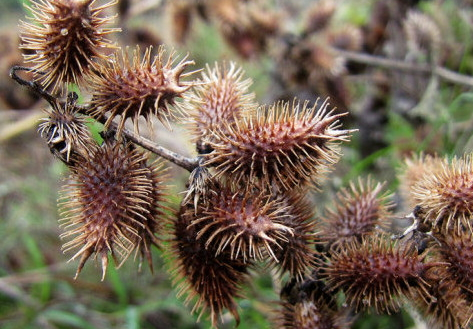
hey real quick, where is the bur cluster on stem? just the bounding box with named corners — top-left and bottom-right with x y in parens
top-left (10, 1), bottom-right (473, 328)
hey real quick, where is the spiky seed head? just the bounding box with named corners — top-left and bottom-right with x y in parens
top-left (20, 0), bottom-right (120, 91)
top-left (167, 202), bottom-right (248, 328)
top-left (134, 158), bottom-right (170, 273)
top-left (413, 276), bottom-right (473, 329)
top-left (326, 26), bottom-right (363, 52)
top-left (277, 277), bottom-right (352, 329)
top-left (212, 0), bottom-right (279, 58)
top-left (59, 139), bottom-right (165, 280)
top-left (404, 11), bottom-right (441, 57)
top-left (411, 155), bottom-right (473, 232)
top-left (310, 43), bottom-right (347, 77)
top-left (38, 93), bottom-right (94, 165)
top-left (323, 234), bottom-right (436, 314)
top-left (189, 184), bottom-right (295, 262)
top-left (205, 98), bottom-right (353, 191)
top-left (303, 0), bottom-right (336, 35)
top-left (182, 165), bottom-right (213, 212)
top-left (436, 230), bottom-right (473, 293)
top-left (319, 177), bottom-right (393, 249)
top-left (269, 193), bottom-right (317, 281)
top-left (397, 153), bottom-right (443, 208)
top-left (279, 296), bottom-right (352, 329)
top-left (87, 45), bottom-right (195, 134)
top-left (182, 61), bottom-right (256, 154)
top-left (168, 0), bottom-right (194, 44)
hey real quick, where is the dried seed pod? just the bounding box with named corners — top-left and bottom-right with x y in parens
top-left (411, 155), bottom-right (473, 232)
top-left (211, 0), bottom-right (279, 58)
top-left (319, 177), bottom-right (393, 249)
top-left (397, 153), bottom-right (443, 209)
top-left (38, 92), bottom-right (94, 165)
top-left (404, 11), bottom-right (441, 59)
top-left (87, 46), bottom-right (195, 133)
top-left (270, 193), bottom-right (317, 281)
top-left (205, 98), bottom-right (353, 191)
top-left (59, 139), bottom-right (167, 280)
top-left (309, 43), bottom-right (347, 78)
top-left (277, 276), bottom-right (352, 329)
top-left (413, 276), bottom-right (473, 329)
top-left (189, 184), bottom-right (294, 262)
top-left (20, 0), bottom-right (120, 91)
top-left (436, 230), bottom-right (473, 294)
top-left (168, 0), bottom-right (194, 44)
top-left (279, 295), bottom-right (352, 329)
top-left (303, 0), bottom-right (336, 35)
top-left (182, 164), bottom-right (213, 212)
top-left (323, 234), bottom-right (436, 314)
top-left (326, 26), bottom-right (363, 52)
top-left (182, 61), bottom-right (256, 153)
top-left (135, 158), bottom-right (170, 273)
top-left (168, 201), bottom-right (248, 328)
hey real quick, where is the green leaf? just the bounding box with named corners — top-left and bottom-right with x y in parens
top-left (22, 235), bottom-right (51, 303)
top-left (448, 92), bottom-right (473, 122)
top-left (125, 306), bottom-right (139, 329)
top-left (107, 259), bottom-right (128, 306)
top-left (42, 309), bottom-right (97, 329)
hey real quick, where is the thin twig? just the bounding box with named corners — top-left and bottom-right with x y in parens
top-left (9, 66), bottom-right (56, 105)
top-left (76, 105), bottom-right (200, 172)
top-left (336, 49), bottom-right (473, 88)
top-left (118, 124), bottom-right (200, 172)
top-left (10, 68), bottom-right (200, 172)
top-left (0, 111), bottom-right (45, 142)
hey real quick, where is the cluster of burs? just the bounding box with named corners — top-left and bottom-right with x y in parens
top-left (12, 0), bottom-right (473, 328)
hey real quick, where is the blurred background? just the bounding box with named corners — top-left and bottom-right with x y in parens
top-left (1, 0), bottom-right (473, 328)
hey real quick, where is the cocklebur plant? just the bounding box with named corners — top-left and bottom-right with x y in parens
top-left (10, 1), bottom-right (473, 328)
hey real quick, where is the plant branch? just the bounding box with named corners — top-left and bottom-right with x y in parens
top-left (336, 49), bottom-right (473, 88)
top-left (76, 105), bottom-right (201, 172)
top-left (118, 124), bottom-right (200, 172)
top-left (9, 66), bottom-right (56, 105)
top-left (10, 66), bottom-right (200, 172)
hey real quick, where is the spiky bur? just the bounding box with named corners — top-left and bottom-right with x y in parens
top-left (319, 177), bottom-right (393, 249)
top-left (277, 276), bottom-right (352, 329)
top-left (397, 153), bottom-right (443, 209)
top-left (189, 184), bottom-right (295, 262)
top-left (269, 193), bottom-right (318, 282)
top-left (210, 0), bottom-right (280, 58)
top-left (20, 0), bottom-right (120, 91)
top-left (303, 0), bottom-right (336, 34)
top-left (59, 139), bottom-right (168, 280)
top-left (168, 0), bottom-right (194, 44)
top-left (205, 98), bottom-right (353, 191)
top-left (38, 92), bottom-right (94, 165)
top-left (279, 297), bottom-right (351, 329)
top-left (134, 158), bottom-right (170, 273)
top-left (404, 11), bottom-right (441, 59)
top-left (167, 201), bottom-right (248, 328)
top-left (409, 268), bottom-right (472, 329)
top-left (326, 26), bottom-right (363, 52)
top-left (182, 165), bottom-right (213, 212)
top-left (436, 230), bottom-right (473, 296)
top-left (322, 234), bottom-right (437, 314)
top-left (412, 276), bottom-right (473, 329)
top-left (411, 155), bottom-right (473, 232)
top-left (182, 62), bottom-right (257, 154)
top-left (87, 45), bottom-right (195, 134)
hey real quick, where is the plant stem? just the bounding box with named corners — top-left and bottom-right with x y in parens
top-left (337, 49), bottom-right (473, 88)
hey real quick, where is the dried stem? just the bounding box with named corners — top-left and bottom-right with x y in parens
top-left (118, 124), bottom-right (200, 172)
top-left (9, 66), bottom-right (56, 105)
top-left (10, 66), bottom-right (200, 172)
top-left (336, 49), bottom-right (473, 88)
